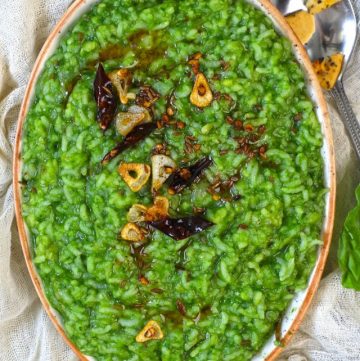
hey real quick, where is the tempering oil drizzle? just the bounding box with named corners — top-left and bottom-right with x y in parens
top-left (99, 30), bottom-right (168, 71)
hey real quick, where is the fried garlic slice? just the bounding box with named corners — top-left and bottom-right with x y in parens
top-left (136, 320), bottom-right (164, 343)
top-left (145, 196), bottom-right (169, 221)
top-left (108, 68), bottom-right (133, 105)
top-left (120, 223), bottom-right (147, 242)
top-left (128, 105), bottom-right (152, 122)
top-left (126, 197), bottom-right (169, 223)
top-left (127, 204), bottom-right (148, 223)
top-left (116, 112), bottom-right (146, 136)
top-left (151, 155), bottom-right (176, 192)
top-left (190, 73), bottom-right (213, 108)
top-left (118, 163), bottom-right (151, 192)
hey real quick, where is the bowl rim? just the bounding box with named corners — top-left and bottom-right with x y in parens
top-left (12, 0), bottom-right (336, 360)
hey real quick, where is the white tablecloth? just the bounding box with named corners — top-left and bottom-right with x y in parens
top-left (0, 1), bottom-right (359, 360)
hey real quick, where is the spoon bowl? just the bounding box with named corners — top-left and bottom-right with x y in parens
top-left (271, 0), bottom-right (307, 15)
top-left (273, 0), bottom-right (360, 159)
top-left (305, 0), bottom-right (358, 79)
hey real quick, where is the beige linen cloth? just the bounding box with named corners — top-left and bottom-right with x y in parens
top-left (0, 1), bottom-right (359, 360)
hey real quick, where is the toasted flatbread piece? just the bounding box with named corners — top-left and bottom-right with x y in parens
top-left (312, 53), bottom-right (344, 90)
top-left (306, 0), bottom-right (341, 15)
top-left (285, 10), bottom-right (315, 45)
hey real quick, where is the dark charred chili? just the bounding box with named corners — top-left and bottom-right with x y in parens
top-left (148, 216), bottom-right (214, 241)
top-left (102, 122), bottom-right (157, 164)
top-left (167, 156), bottom-right (213, 194)
top-left (94, 63), bottom-right (117, 130)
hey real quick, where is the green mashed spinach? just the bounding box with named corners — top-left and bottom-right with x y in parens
top-left (21, 0), bottom-right (325, 360)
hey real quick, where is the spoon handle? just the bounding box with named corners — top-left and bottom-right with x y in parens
top-left (331, 81), bottom-right (360, 160)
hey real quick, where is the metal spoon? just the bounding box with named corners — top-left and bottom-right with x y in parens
top-left (271, 0), bottom-right (307, 15)
top-left (272, 0), bottom-right (360, 159)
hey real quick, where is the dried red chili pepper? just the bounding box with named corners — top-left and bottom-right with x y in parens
top-left (102, 122), bottom-right (157, 164)
top-left (94, 63), bottom-right (117, 130)
top-left (148, 216), bottom-right (214, 241)
top-left (167, 156), bottom-right (213, 194)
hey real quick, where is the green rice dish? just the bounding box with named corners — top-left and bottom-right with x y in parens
top-left (20, 0), bottom-right (326, 360)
